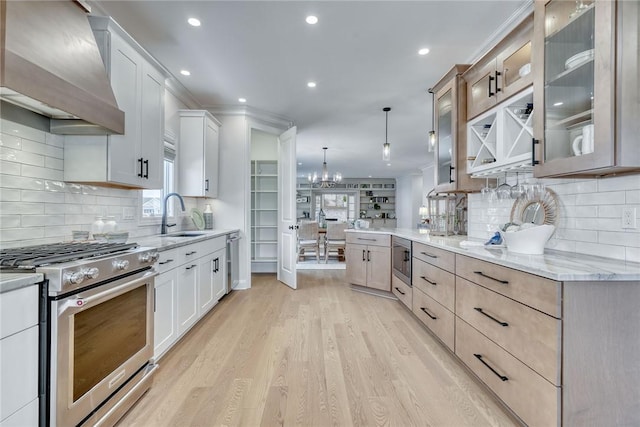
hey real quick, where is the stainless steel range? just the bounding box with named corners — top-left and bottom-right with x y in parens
top-left (0, 242), bottom-right (159, 427)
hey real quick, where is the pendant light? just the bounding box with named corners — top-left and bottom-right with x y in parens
top-left (428, 88), bottom-right (436, 152)
top-left (382, 107), bottom-right (391, 161)
top-left (308, 147), bottom-right (342, 188)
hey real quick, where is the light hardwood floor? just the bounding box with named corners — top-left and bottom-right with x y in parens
top-left (118, 271), bottom-right (519, 427)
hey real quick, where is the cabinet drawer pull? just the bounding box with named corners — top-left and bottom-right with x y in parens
top-left (143, 159), bottom-right (149, 179)
top-left (494, 70), bottom-right (502, 93)
top-left (185, 264), bottom-right (197, 270)
top-left (362, 250), bottom-right (366, 261)
top-left (137, 157), bottom-right (144, 178)
top-left (474, 354), bottom-right (508, 381)
top-left (420, 276), bottom-right (437, 286)
top-left (420, 251), bottom-right (438, 259)
top-left (394, 287), bottom-right (406, 296)
top-left (474, 307), bottom-right (509, 327)
top-left (473, 271), bottom-right (508, 284)
top-left (367, 250), bottom-right (371, 262)
top-left (186, 251), bottom-right (197, 256)
top-left (158, 259), bottom-right (174, 265)
top-left (205, 179), bottom-right (209, 191)
top-left (531, 138), bottom-right (540, 166)
top-left (488, 74), bottom-right (495, 97)
top-left (420, 307), bottom-right (437, 320)
top-left (357, 237), bottom-right (377, 242)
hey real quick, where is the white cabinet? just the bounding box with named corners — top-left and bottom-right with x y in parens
top-left (466, 86), bottom-right (534, 177)
top-left (176, 261), bottom-right (199, 336)
top-left (179, 110), bottom-right (221, 197)
top-left (0, 284), bottom-right (39, 425)
top-left (64, 16), bottom-right (166, 189)
top-left (153, 268), bottom-right (177, 359)
top-left (153, 236), bottom-right (228, 360)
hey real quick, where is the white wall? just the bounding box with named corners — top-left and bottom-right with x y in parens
top-left (395, 173), bottom-right (423, 229)
top-left (467, 173), bottom-right (640, 263)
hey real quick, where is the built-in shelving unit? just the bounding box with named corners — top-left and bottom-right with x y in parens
top-left (251, 160), bottom-right (278, 271)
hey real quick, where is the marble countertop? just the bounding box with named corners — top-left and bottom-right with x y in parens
top-left (136, 229), bottom-right (240, 252)
top-left (346, 228), bottom-right (640, 281)
top-left (0, 273), bottom-right (44, 294)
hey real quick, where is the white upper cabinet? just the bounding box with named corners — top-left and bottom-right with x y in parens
top-left (178, 110), bottom-right (221, 197)
top-left (64, 16), bottom-right (166, 189)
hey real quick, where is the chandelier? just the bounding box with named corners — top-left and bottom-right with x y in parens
top-left (308, 147), bottom-right (342, 188)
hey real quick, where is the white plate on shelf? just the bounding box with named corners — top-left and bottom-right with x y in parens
top-left (565, 49), bottom-right (594, 70)
top-left (191, 208), bottom-right (205, 230)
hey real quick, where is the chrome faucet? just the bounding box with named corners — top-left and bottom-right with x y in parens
top-left (161, 192), bottom-right (186, 234)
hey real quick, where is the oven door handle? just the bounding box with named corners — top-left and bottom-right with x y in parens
top-left (58, 270), bottom-right (158, 316)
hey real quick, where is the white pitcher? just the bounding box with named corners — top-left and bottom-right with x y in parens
top-left (572, 124), bottom-right (594, 156)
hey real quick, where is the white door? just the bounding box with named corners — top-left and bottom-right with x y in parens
top-left (277, 126), bottom-right (297, 289)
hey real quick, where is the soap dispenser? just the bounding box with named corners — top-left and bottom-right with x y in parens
top-left (204, 204), bottom-right (214, 230)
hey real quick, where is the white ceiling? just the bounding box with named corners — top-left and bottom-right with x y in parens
top-left (92, 0), bottom-right (529, 180)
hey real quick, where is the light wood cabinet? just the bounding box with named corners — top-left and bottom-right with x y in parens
top-left (345, 232), bottom-right (391, 291)
top-left (179, 110), bottom-right (221, 197)
top-left (412, 287), bottom-right (455, 351)
top-left (391, 275), bottom-right (411, 308)
top-left (532, 0), bottom-right (640, 177)
top-left (464, 15), bottom-right (534, 120)
top-left (64, 16), bottom-right (166, 189)
top-left (412, 242), bottom-right (455, 273)
top-left (432, 65), bottom-right (483, 193)
top-left (412, 257), bottom-right (454, 312)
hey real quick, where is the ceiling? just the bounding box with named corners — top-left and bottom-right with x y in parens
top-left (92, 0), bottom-right (530, 180)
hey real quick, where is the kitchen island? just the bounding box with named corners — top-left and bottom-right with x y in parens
top-left (346, 228), bottom-right (640, 426)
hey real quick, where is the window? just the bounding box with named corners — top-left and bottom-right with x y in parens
top-left (313, 192), bottom-right (356, 222)
top-left (141, 143), bottom-right (175, 218)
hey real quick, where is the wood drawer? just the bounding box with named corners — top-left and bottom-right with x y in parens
top-left (177, 241), bottom-right (207, 265)
top-left (412, 242), bottom-right (455, 273)
top-left (391, 275), bottom-right (412, 309)
top-left (456, 277), bottom-right (561, 385)
top-left (456, 255), bottom-right (561, 318)
top-left (412, 288), bottom-right (454, 351)
top-left (156, 248), bottom-right (179, 274)
top-left (346, 232), bottom-right (390, 247)
top-left (456, 319), bottom-right (560, 427)
top-left (412, 258), bottom-right (455, 311)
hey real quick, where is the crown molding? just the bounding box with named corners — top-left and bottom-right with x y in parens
top-left (465, 0), bottom-right (534, 64)
top-left (165, 78), bottom-right (202, 110)
top-left (206, 105), bottom-right (294, 130)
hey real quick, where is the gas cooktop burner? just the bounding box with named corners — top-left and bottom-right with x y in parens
top-left (0, 241), bottom-right (138, 268)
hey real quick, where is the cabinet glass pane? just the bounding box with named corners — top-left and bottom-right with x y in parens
top-left (503, 41), bottom-right (531, 89)
top-left (470, 73), bottom-right (492, 110)
top-left (543, 0), bottom-right (595, 162)
top-left (437, 89), bottom-right (453, 186)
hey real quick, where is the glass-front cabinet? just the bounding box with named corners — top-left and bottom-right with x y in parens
top-left (533, 0), bottom-right (639, 176)
top-left (433, 65), bottom-right (484, 193)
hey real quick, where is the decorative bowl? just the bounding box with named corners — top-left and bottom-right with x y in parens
top-left (499, 224), bottom-right (555, 255)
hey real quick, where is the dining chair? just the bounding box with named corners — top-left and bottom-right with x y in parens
top-left (297, 221), bottom-right (320, 262)
top-left (324, 222), bottom-right (347, 263)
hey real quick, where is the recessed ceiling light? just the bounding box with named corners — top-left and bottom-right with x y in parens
top-left (238, 98), bottom-right (247, 103)
top-left (307, 82), bottom-right (316, 88)
top-left (306, 15), bottom-right (318, 25)
top-left (553, 101), bottom-right (563, 106)
top-left (387, 163), bottom-right (391, 166)
top-left (418, 48), bottom-right (430, 55)
top-left (180, 70), bottom-right (191, 76)
top-left (187, 18), bottom-right (201, 27)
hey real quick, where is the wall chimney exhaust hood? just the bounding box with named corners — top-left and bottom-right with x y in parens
top-left (0, 0), bottom-right (124, 135)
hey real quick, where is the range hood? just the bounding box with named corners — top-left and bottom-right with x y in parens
top-left (0, 0), bottom-right (124, 135)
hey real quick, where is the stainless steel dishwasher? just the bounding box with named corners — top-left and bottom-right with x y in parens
top-left (226, 232), bottom-right (240, 293)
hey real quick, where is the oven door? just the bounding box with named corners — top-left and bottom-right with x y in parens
top-left (50, 269), bottom-right (156, 427)
top-left (392, 237), bottom-right (412, 286)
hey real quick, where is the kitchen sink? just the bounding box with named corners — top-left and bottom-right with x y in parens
top-left (167, 232), bottom-right (205, 237)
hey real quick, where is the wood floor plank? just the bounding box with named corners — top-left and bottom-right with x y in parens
top-left (117, 270), bottom-right (519, 427)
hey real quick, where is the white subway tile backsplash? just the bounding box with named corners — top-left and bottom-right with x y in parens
top-left (599, 231), bottom-right (640, 248)
top-left (22, 215), bottom-right (65, 227)
top-left (575, 191), bottom-right (625, 206)
top-left (0, 132), bottom-right (22, 149)
top-left (625, 247), bottom-right (640, 264)
top-left (1, 119), bottom-right (46, 143)
top-left (21, 164), bottom-right (64, 181)
top-left (45, 204), bottom-right (67, 214)
top-left (21, 190), bottom-right (66, 203)
top-left (0, 189), bottom-right (20, 202)
top-left (626, 190), bottom-right (640, 204)
top-left (556, 228), bottom-right (598, 243)
top-left (0, 146), bottom-right (45, 167)
top-left (563, 205), bottom-right (598, 218)
top-left (64, 193), bottom-right (97, 205)
top-left (45, 157), bottom-right (64, 170)
top-left (44, 180), bottom-right (66, 192)
top-left (0, 202), bottom-right (44, 215)
top-left (65, 214), bottom-right (88, 226)
top-left (577, 242), bottom-right (626, 260)
top-left (0, 215), bottom-right (21, 229)
top-left (0, 160), bottom-right (21, 176)
top-left (21, 139), bottom-right (63, 159)
top-left (45, 133), bottom-right (64, 148)
top-left (597, 175), bottom-right (640, 192)
top-left (0, 227), bottom-right (45, 241)
top-left (44, 225), bottom-right (75, 239)
top-left (0, 174), bottom-right (44, 190)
